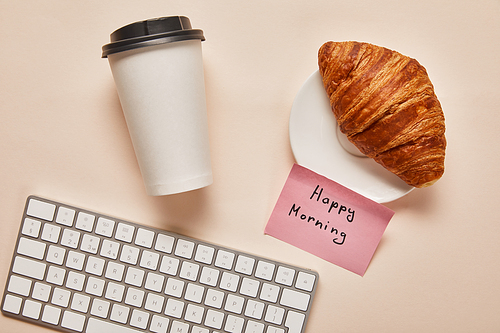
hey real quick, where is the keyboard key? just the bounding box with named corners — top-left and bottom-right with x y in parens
top-left (2, 294), bottom-right (23, 314)
top-left (46, 266), bottom-right (66, 285)
top-left (135, 228), bottom-right (155, 248)
top-left (22, 299), bottom-right (42, 319)
top-left (130, 309), bottom-right (150, 329)
top-left (61, 229), bottom-right (81, 249)
top-left (264, 305), bottom-right (285, 325)
top-left (95, 217), bottom-right (115, 237)
top-left (46, 245), bottom-right (66, 265)
top-left (12, 256), bottom-right (46, 280)
top-left (115, 222), bottom-right (135, 242)
top-left (279, 288), bottom-right (310, 311)
top-left (144, 272), bottom-right (165, 292)
top-left (295, 271), bottom-right (316, 292)
top-left (140, 250), bottom-right (160, 270)
top-left (240, 277), bottom-right (260, 297)
top-left (192, 326), bottom-right (209, 333)
top-left (125, 287), bottom-right (145, 308)
top-left (71, 293), bottom-right (90, 313)
top-left (120, 245), bottom-right (140, 265)
top-left (245, 320), bottom-right (265, 333)
top-left (185, 303), bottom-right (205, 324)
top-left (55, 206), bottom-right (75, 226)
top-left (100, 239), bottom-right (120, 259)
top-left (81, 234), bottom-right (100, 254)
top-left (275, 266), bottom-right (295, 286)
top-left (204, 309), bottom-right (224, 330)
top-left (51, 288), bottom-right (71, 307)
top-left (267, 326), bottom-right (284, 333)
top-left (165, 299), bottom-right (185, 318)
top-left (21, 218), bottom-right (41, 238)
top-left (32, 282), bottom-right (51, 302)
top-left (224, 294), bottom-right (244, 314)
top-left (204, 289), bottom-right (224, 309)
top-left (224, 314), bottom-right (244, 333)
top-left (85, 256), bottom-right (105, 276)
top-left (41, 305), bottom-right (61, 325)
top-left (175, 239), bottom-right (195, 259)
top-left (17, 237), bottom-right (46, 260)
top-left (199, 267), bottom-right (219, 287)
top-left (220, 272), bottom-right (240, 292)
top-left (235, 255), bottom-right (255, 275)
top-left (7, 275), bottom-right (32, 296)
top-left (215, 250), bottom-right (235, 270)
top-left (75, 211), bottom-right (95, 232)
top-left (90, 298), bottom-right (110, 318)
top-left (105, 282), bottom-right (125, 302)
top-left (87, 317), bottom-right (143, 333)
top-left (171, 320), bottom-right (189, 333)
top-left (244, 300), bottom-right (265, 320)
top-left (144, 293), bottom-right (164, 313)
top-left (66, 271), bottom-right (86, 291)
top-left (179, 261), bottom-right (200, 281)
top-left (185, 283), bottom-right (205, 303)
top-left (255, 261), bottom-right (275, 281)
top-left (150, 315), bottom-right (170, 333)
top-left (259, 283), bottom-right (280, 303)
top-left (27, 198), bottom-right (55, 221)
top-left (195, 244), bottom-right (215, 264)
top-left (159, 256), bottom-right (179, 276)
top-left (85, 276), bottom-right (105, 297)
top-left (105, 261), bottom-right (125, 281)
top-left (154, 234), bottom-right (174, 253)
top-left (66, 250), bottom-right (85, 270)
top-left (125, 266), bottom-right (145, 287)
top-left (61, 310), bottom-right (86, 332)
top-left (41, 224), bottom-right (61, 243)
top-left (165, 278), bottom-right (185, 298)
top-left (284, 311), bottom-right (306, 333)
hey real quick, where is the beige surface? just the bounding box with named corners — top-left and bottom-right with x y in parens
top-left (1, 0), bottom-right (499, 332)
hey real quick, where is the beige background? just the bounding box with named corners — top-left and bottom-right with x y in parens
top-left (1, 0), bottom-right (499, 332)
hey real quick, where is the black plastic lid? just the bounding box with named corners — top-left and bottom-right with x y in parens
top-left (102, 16), bottom-right (205, 58)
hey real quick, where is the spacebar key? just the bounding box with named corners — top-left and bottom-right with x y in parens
top-left (86, 318), bottom-right (143, 333)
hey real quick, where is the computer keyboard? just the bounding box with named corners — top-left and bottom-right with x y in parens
top-left (1, 196), bottom-right (318, 333)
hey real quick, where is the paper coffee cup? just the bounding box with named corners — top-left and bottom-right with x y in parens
top-left (102, 16), bottom-right (213, 196)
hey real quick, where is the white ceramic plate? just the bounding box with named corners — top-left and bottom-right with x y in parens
top-left (289, 70), bottom-right (414, 203)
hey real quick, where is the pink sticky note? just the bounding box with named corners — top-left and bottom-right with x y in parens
top-left (265, 164), bottom-right (395, 276)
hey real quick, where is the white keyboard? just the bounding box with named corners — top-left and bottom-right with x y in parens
top-left (2, 196), bottom-right (318, 333)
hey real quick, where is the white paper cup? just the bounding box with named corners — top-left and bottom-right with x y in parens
top-left (103, 16), bottom-right (212, 196)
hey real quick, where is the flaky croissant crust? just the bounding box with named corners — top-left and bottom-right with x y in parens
top-left (318, 41), bottom-right (446, 188)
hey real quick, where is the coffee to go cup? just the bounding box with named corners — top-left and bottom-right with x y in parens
top-left (102, 16), bottom-right (213, 196)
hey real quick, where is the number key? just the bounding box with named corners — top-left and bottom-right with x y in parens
top-left (159, 257), bottom-right (179, 276)
top-left (179, 262), bottom-right (200, 281)
top-left (120, 245), bottom-right (140, 265)
top-left (61, 229), bottom-right (81, 249)
top-left (100, 239), bottom-right (120, 259)
top-left (81, 234), bottom-right (100, 254)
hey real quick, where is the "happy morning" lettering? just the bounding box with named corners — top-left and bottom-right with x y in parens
top-left (286, 185), bottom-right (356, 246)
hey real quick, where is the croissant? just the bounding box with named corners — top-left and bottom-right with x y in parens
top-left (318, 41), bottom-right (446, 188)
